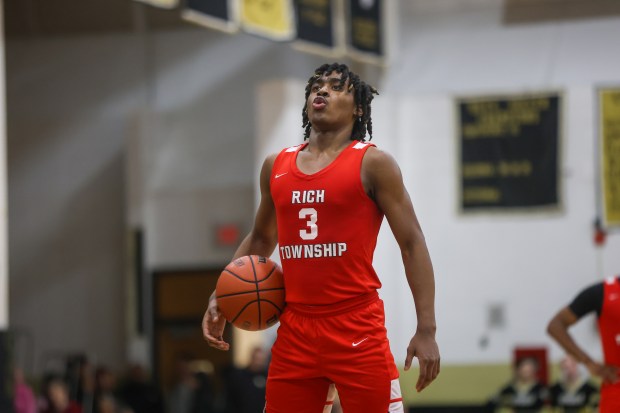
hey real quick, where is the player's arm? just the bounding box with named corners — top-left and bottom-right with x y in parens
top-left (202, 154), bottom-right (279, 350)
top-left (547, 308), bottom-right (593, 366)
top-left (547, 285), bottom-right (619, 384)
top-left (363, 147), bottom-right (439, 392)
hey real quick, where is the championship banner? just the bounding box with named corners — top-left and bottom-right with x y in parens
top-left (240, 0), bottom-right (296, 41)
top-left (346, 0), bottom-right (384, 63)
top-left (133, 0), bottom-right (178, 9)
top-left (182, 0), bottom-right (239, 33)
top-left (458, 93), bottom-right (561, 212)
top-left (599, 88), bottom-right (620, 227)
top-left (293, 0), bottom-right (344, 57)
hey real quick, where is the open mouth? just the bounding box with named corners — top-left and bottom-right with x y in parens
top-left (312, 97), bottom-right (327, 110)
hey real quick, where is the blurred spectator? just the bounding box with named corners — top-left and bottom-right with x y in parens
top-left (549, 355), bottom-right (598, 413)
top-left (488, 357), bottom-right (547, 413)
top-left (95, 394), bottom-right (132, 413)
top-left (190, 371), bottom-right (215, 413)
top-left (14, 367), bottom-right (38, 413)
top-left (166, 354), bottom-right (215, 413)
top-left (65, 355), bottom-right (94, 410)
top-left (117, 364), bottom-right (164, 413)
top-left (225, 346), bottom-right (269, 413)
top-left (41, 376), bottom-right (82, 413)
top-left (166, 355), bottom-right (195, 413)
top-left (94, 366), bottom-right (131, 413)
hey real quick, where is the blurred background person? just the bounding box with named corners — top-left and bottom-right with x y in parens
top-left (548, 355), bottom-right (598, 413)
top-left (224, 346), bottom-right (269, 413)
top-left (95, 394), bottom-right (133, 413)
top-left (41, 376), bottom-right (82, 413)
top-left (166, 355), bottom-right (195, 413)
top-left (64, 355), bottom-right (93, 412)
top-left (94, 366), bottom-right (131, 413)
top-left (117, 364), bottom-right (164, 413)
top-left (14, 366), bottom-right (37, 413)
top-left (488, 357), bottom-right (547, 413)
top-left (190, 370), bottom-right (215, 413)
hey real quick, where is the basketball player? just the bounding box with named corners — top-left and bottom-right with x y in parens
top-left (547, 275), bottom-right (620, 412)
top-left (203, 63), bottom-right (440, 412)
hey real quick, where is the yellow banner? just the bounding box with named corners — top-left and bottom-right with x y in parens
top-left (600, 88), bottom-right (620, 227)
top-left (240, 0), bottom-right (295, 41)
top-left (134, 0), bottom-right (178, 9)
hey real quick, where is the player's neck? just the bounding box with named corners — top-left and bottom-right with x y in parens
top-left (308, 125), bottom-right (353, 153)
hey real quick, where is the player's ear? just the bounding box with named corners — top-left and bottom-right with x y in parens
top-left (353, 105), bottom-right (363, 118)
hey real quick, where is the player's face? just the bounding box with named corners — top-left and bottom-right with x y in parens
top-left (306, 72), bottom-right (359, 131)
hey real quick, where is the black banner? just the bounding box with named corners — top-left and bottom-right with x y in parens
top-left (182, 0), bottom-right (238, 33)
top-left (294, 0), bottom-right (338, 50)
top-left (458, 94), bottom-right (560, 211)
top-left (347, 0), bottom-right (383, 59)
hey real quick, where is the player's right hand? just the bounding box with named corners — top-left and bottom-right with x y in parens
top-left (202, 293), bottom-right (230, 351)
top-left (586, 360), bottom-right (619, 384)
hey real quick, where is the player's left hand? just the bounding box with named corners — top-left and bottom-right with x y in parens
top-left (405, 331), bottom-right (440, 392)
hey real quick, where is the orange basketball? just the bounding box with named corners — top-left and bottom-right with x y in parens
top-left (215, 255), bottom-right (285, 331)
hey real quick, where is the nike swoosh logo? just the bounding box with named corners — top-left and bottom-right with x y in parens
top-left (352, 337), bottom-right (369, 347)
top-left (275, 173), bottom-right (288, 179)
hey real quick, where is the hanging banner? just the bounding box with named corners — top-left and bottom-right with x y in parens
top-left (133, 0), bottom-right (178, 9)
top-left (182, 0), bottom-right (239, 33)
top-left (599, 87), bottom-right (620, 227)
top-left (346, 0), bottom-right (384, 63)
top-left (293, 0), bottom-right (344, 57)
top-left (240, 0), bottom-right (296, 41)
top-left (458, 93), bottom-right (561, 212)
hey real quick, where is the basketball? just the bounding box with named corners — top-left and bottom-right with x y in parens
top-left (215, 255), bottom-right (285, 331)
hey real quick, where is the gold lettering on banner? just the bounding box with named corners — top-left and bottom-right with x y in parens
top-left (463, 98), bottom-right (552, 139)
top-left (463, 160), bottom-right (533, 179)
top-left (300, 0), bottom-right (328, 7)
top-left (301, 10), bottom-right (328, 26)
top-left (299, 0), bottom-right (329, 26)
top-left (497, 160), bottom-right (533, 177)
top-left (353, 18), bottom-right (378, 49)
top-left (462, 162), bottom-right (496, 179)
top-left (463, 187), bottom-right (502, 203)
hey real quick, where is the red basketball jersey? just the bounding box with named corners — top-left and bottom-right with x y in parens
top-left (598, 276), bottom-right (620, 411)
top-left (270, 141), bottom-right (383, 305)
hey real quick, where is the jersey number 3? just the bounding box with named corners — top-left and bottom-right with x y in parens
top-left (299, 208), bottom-right (318, 240)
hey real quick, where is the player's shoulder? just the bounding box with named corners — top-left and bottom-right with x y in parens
top-left (362, 144), bottom-right (400, 173)
top-left (282, 143), bottom-right (305, 153)
top-left (263, 152), bottom-right (279, 167)
top-left (259, 152), bottom-right (280, 178)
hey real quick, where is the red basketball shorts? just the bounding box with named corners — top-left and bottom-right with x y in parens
top-left (600, 384), bottom-right (620, 413)
top-left (265, 292), bottom-right (404, 413)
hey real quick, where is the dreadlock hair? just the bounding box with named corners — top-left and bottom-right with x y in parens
top-left (302, 63), bottom-right (379, 142)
